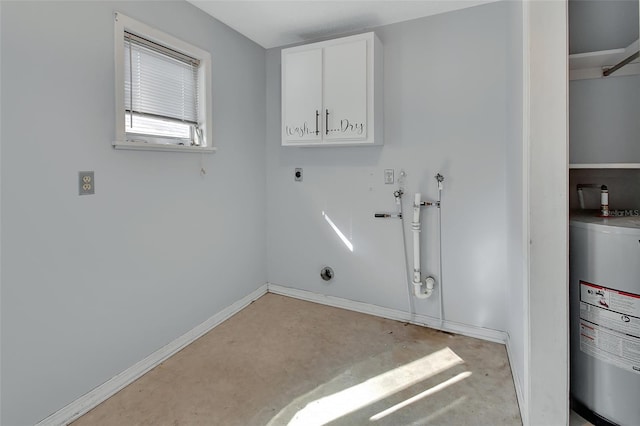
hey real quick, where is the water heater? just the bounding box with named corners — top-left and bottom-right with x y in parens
top-left (570, 214), bottom-right (640, 425)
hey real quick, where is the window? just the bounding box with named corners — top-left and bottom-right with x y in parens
top-left (114, 13), bottom-right (214, 152)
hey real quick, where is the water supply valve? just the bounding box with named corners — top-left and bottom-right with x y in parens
top-left (436, 173), bottom-right (444, 191)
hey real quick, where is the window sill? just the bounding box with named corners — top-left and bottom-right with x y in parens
top-left (113, 141), bottom-right (216, 153)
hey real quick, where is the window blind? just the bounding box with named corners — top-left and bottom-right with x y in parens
top-left (124, 32), bottom-right (199, 126)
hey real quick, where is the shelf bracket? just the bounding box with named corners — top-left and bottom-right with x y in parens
top-left (603, 50), bottom-right (640, 77)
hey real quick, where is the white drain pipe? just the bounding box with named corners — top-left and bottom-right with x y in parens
top-left (412, 193), bottom-right (434, 299)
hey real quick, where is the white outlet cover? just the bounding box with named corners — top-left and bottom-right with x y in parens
top-left (384, 169), bottom-right (394, 184)
top-left (79, 171), bottom-right (94, 195)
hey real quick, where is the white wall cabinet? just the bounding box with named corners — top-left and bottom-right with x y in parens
top-left (281, 32), bottom-right (383, 146)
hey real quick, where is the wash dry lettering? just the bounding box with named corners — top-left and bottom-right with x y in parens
top-left (334, 119), bottom-right (365, 135)
top-left (286, 119), bottom-right (365, 138)
top-left (285, 122), bottom-right (314, 138)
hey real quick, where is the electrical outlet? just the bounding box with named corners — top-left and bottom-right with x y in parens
top-left (294, 168), bottom-right (303, 182)
top-left (79, 171), bottom-right (94, 195)
top-left (384, 169), bottom-right (394, 184)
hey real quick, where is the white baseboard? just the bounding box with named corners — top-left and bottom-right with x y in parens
top-left (505, 333), bottom-right (527, 426)
top-left (36, 284), bottom-right (268, 426)
top-left (267, 283), bottom-right (508, 344)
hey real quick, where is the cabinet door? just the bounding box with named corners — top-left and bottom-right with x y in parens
top-left (323, 39), bottom-right (368, 142)
top-left (282, 48), bottom-right (323, 144)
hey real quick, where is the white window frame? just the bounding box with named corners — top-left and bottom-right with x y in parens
top-left (113, 12), bottom-right (215, 153)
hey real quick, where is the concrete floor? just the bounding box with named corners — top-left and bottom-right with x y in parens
top-left (569, 410), bottom-right (593, 426)
top-left (73, 294), bottom-right (522, 426)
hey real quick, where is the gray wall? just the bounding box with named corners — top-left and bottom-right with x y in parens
top-left (266, 3), bottom-right (517, 333)
top-left (0, 2), bottom-right (266, 425)
top-left (569, 0), bottom-right (638, 54)
top-left (570, 76), bottom-right (640, 164)
top-left (569, 169), bottom-right (640, 210)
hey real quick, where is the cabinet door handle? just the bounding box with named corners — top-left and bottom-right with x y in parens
top-left (315, 110), bottom-right (319, 136)
top-left (325, 109), bottom-right (329, 135)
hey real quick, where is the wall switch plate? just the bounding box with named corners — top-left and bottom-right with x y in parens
top-left (294, 168), bottom-right (303, 182)
top-left (79, 171), bottom-right (94, 195)
top-left (384, 169), bottom-right (394, 184)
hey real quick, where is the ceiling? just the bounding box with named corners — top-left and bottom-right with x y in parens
top-left (186, 1), bottom-right (498, 49)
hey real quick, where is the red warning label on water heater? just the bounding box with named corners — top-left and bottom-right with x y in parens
top-left (579, 281), bottom-right (640, 374)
